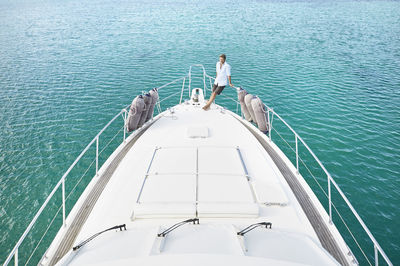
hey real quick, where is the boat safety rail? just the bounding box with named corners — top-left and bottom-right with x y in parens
top-left (204, 73), bottom-right (392, 266)
top-left (152, 76), bottom-right (188, 113)
top-left (265, 105), bottom-right (392, 266)
top-left (3, 73), bottom-right (192, 265)
top-left (4, 66), bottom-right (392, 266)
top-left (3, 105), bottom-right (132, 266)
top-left (189, 64), bottom-right (207, 99)
top-left (3, 72), bottom-right (206, 266)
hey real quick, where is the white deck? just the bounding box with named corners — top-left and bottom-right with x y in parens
top-left (53, 99), bottom-right (342, 265)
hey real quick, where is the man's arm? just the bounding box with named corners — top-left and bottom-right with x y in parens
top-left (227, 64), bottom-right (233, 87)
top-left (228, 76), bottom-right (233, 87)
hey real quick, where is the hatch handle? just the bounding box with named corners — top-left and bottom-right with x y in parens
top-left (73, 224), bottom-right (126, 251)
top-left (237, 222), bottom-right (272, 236)
top-left (158, 218), bottom-right (199, 237)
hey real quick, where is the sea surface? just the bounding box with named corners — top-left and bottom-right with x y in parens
top-left (0, 0), bottom-right (399, 264)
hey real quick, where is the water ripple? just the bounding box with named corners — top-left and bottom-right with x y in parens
top-left (0, 0), bottom-right (399, 264)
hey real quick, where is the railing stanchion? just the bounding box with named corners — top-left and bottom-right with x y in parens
top-left (123, 111), bottom-right (127, 143)
top-left (179, 77), bottom-right (186, 104)
top-left (295, 135), bottom-right (299, 174)
top-left (3, 107), bottom-right (130, 266)
top-left (267, 108), bottom-right (270, 136)
top-left (96, 136), bottom-right (99, 176)
top-left (62, 177), bottom-right (66, 227)
top-left (14, 248), bottom-right (18, 266)
top-left (3, 67), bottom-right (394, 266)
top-left (269, 111), bottom-right (273, 140)
top-left (328, 174), bottom-right (332, 224)
top-left (188, 66), bottom-right (192, 98)
top-left (157, 101), bottom-right (162, 114)
top-left (203, 70), bottom-right (206, 98)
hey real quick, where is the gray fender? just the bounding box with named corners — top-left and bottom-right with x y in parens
top-left (127, 95), bottom-right (145, 132)
top-left (146, 88), bottom-right (159, 122)
top-left (138, 93), bottom-right (152, 127)
top-left (244, 94), bottom-right (256, 122)
top-left (251, 96), bottom-right (269, 134)
top-left (238, 88), bottom-right (252, 121)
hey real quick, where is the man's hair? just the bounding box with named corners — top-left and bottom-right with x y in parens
top-left (219, 54), bottom-right (226, 60)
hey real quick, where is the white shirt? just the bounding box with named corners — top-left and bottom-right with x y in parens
top-left (214, 61), bottom-right (231, 86)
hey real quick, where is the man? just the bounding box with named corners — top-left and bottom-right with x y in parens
top-left (202, 54), bottom-right (233, 110)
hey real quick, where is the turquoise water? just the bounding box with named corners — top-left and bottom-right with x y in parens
top-left (1, 0), bottom-right (399, 264)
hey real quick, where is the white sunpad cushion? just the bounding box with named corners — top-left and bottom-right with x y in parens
top-left (138, 174), bottom-right (196, 203)
top-left (198, 147), bottom-right (244, 175)
top-left (149, 147), bottom-right (196, 174)
top-left (253, 180), bottom-right (289, 206)
top-left (197, 202), bottom-right (259, 218)
top-left (197, 174), bottom-right (254, 202)
top-left (196, 170), bottom-right (259, 217)
top-left (134, 174), bottom-right (197, 219)
top-left (132, 203), bottom-right (196, 219)
top-left (133, 146), bottom-right (260, 219)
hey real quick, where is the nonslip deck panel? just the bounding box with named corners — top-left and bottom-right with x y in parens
top-left (47, 123), bottom-right (154, 266)
top-left (238, 120), bottom-right (350, 266)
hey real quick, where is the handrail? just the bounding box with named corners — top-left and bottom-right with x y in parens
top-left (189, 65), bottom-right (207, 98)
top-left (265, 105), bottom-right (392, 266)
top-left (3, 75), bottom-right (188, 266)
top-left (329, 176), bottom-right (391, 265)
top-left (3, 107), bottom-right (129, 266)
top-left (205, 70), bottom-right (391, 265)
top-left (204, 72), bottom-right (392, 265)
top-left (4, 65), bottom-right (392, 266)
top-left (157, 76), bottom-right (187, 91)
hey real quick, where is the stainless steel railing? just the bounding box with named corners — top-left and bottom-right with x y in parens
top-left (3, 107), bottom-right (129, 266)
top-left (4, 65), bottom-right (392, 266)
top-left (3, 77), bottom-right (186, 266)
top-left (202, 70), bottom-right (392, 266)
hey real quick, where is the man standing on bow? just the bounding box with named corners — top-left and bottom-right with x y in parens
top-left (203, 54), bottom-right (233, 110)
